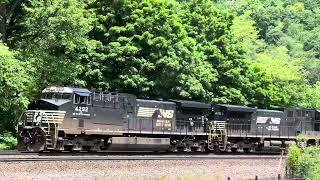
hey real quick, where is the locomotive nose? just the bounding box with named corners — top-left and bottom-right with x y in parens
top-left (28, 99), bottom-right (70, 110)
top-left (28, 91), bottom-right (72, 110)
top-left (28, 100), bottom-right (58, 110)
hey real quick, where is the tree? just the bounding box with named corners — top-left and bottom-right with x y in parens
top-left (86, 0), bottom-right (266, 105)
top-left (0, 42), bottom-right (32, 132)
top-left (0, 0), bottom-right (25, 45)
top-left (219, 0), bottom-right (320, 108)
top-left (87, 0), bottom-right (218, 101)
top-left (1, 0), bottom-right (96, 94)
top-left (180, 0), bottom-right (258, 104)
top-left (20, 0), bottom-right (96, 90)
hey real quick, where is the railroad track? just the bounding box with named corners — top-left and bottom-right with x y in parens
top-left (0, 150), bottom-right (284, 156)
top-left (0, 154), bottom-right (284, 162)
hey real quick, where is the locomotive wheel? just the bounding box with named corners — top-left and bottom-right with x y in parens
top-left (20, 127), bottom-right (46, 152)
top-left (243, 148), bottom-right (250, 154)
top-left (213, 145), bottom-right (221, 154)
top-left (231, 148), bottom-right (237, 153)
top-left (17, 128), bottom-right (27, 151)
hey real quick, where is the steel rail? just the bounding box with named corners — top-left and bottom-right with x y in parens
top-left (0, 154), bottom-right (284, 162)
top-left (0, 150), bottom-right (284, 156)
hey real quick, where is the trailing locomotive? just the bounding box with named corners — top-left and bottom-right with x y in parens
top-left (210, 105), bottom-right (320, 152)
top-left (17, 86), bottom-right (320, 153)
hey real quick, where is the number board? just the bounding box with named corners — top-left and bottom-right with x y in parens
top-left (72, 105), bottom-right (91, 118)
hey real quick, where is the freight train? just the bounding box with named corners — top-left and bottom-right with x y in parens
top-left (17, 86), bottom-right (320, 152)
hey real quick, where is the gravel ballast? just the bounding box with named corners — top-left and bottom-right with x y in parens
top-left (0, 159), bottom-right (285, 179)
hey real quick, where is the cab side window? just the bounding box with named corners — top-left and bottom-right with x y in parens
top-left (73, 94), bottom-right (91, 105)
top-left (74, 94), bottom-right (80, 104)
top-left (80, 96), bottom-right (86, 104)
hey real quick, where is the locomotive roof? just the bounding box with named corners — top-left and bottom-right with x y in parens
top-left (215, 104), bottom-right (256, 112)
top-left (257, 109), bottom-right (283, 113)
top-left (42, 86), bottom-right (91, 94)
top-left (136, 99), bottom-right (176, 105)
top-left (169, 100), bottom-right (211, 109)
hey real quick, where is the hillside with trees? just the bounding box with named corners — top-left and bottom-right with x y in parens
top-left (0, 0), bottom-right (320, 137)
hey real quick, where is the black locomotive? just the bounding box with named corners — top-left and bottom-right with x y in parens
top-left (17, 86), bottom-right (320, 152)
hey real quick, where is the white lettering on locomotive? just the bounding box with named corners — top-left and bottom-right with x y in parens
top-left (257, 116), bottom-right (281, 131)
top-left (75, 106), bottom-right (89, 112)
top-left (73, 106), bottom-right (90, 116)
top-left (159, 109), bottom-right (174, 119)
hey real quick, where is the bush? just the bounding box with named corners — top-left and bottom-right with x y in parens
top-left (287, 144), bottom-right (320, 179)
top-left (0, 133), bottom-right (17, 150)
top-left (307, 163), bottom-right (320, 180)
top-left (296, 135), bottom-right (308, 148)
top-left (287, 144), bottom-right (302, 176)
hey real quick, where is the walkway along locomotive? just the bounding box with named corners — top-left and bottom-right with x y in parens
top-left (17, 86), bottom-right (320, 152)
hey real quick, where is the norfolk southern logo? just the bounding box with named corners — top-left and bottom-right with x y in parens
top-left (33, 112), bottom-right (42, 126)
top-left (137, 107), bottom-right (174, 129)
top-left (257, 116), bottom-right (281, 131)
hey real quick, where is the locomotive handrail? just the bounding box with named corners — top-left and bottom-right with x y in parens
top-left (27, 110), bottom-right (66, 113)
top-left (25, 110), bottom-right (66, 149)
top-left (26, 110), bottom-right (66, 124)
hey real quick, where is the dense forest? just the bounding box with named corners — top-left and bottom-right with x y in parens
top-left (0, 0), bottom-right (320, 134)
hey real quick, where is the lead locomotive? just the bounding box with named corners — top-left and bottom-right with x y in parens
top-left (17, 86), bottom-right (320, 152)
top-left (17, 86), bottom-right (210, 152)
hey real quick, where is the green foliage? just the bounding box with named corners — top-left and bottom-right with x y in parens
top-left (0, 133), bottom-right (17, 150)
top-left (180, 0), bottom-right (252, 104)
top-left (287, 145), bottom-right (320, 179)
top-left (0, 42), bottom-right (32, 132)
top-left (85, 0), bottom-right (266, 104)
top-left (296, 134), bottom-right (308, 143)
top-left (219, 0), bottom-right (320, 108)
top-left (308, 164), bottom-right (320, 180)
top-left (19, 0), bottom-right (96, 90)
top-left (287, 144), bottom-right (302, 176)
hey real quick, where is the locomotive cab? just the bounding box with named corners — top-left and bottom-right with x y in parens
top-left (27, 86), bottom-right (88, 110)
top-left (17, 86), bottom-right (92, 152)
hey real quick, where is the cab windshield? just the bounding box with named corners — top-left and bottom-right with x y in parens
top-left (42, 93), bottom-right (72, 100)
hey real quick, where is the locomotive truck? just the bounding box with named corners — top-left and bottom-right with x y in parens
top-left (17, 86), bottom-right (320, 152)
